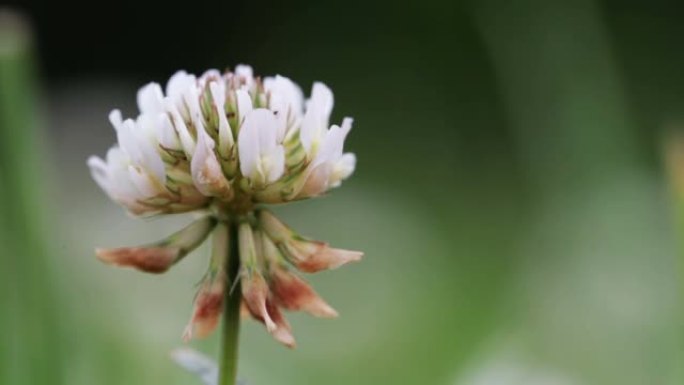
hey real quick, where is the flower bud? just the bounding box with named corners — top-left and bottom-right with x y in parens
top-left (96, 216), bottom-right (216, 273)
top-left (258, 210), bottom-right (363, 272)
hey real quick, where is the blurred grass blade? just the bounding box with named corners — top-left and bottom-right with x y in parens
top-left (0, 9), bottom-right (65, 385)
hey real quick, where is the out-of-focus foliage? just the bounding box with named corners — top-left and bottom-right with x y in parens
top-left (1, 0), bottom-right (683, 384)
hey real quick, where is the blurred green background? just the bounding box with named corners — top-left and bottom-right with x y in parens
top-left (1, 0), bottom-right (683, 384)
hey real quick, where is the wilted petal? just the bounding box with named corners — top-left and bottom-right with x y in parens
top-left (271, 267), bottom-right (338, 318)
top-left (292, 244), bottom-right (363, 273)
top-left (259, 210), bottom-right (363, 272)
top-left (96, 216), bottom-right (216, 273)
top-left (242, 273), bottom-right (276, 331)
top-left (264, 300), bottom-right (296, 348)
top-left (184, 277), bottom-right (225, 341)
top-left (96, 246), bottom-right (180, 273)
top-left (184, 222), bottom-right (230, 341)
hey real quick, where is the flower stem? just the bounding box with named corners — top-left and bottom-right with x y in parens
top-left (218, 220), bottom-right (241, 385)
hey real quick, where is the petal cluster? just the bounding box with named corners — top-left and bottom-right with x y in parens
top-left (88, 66), bottom-right (356, 216)
top-left (96, 211), bottom-right (362, 347)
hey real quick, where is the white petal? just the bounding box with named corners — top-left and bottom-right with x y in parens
top-left (114, 117), bottom-right (142, 161)
top-left (237, 111), bottom-right (261, 180)
top-left (166, 70), bottom-right (194, 99)
top-left (309, 82), bottom-right (334, 120)
top-left (157, 113), bottom-right (181, 150)
top-left (330, 153), bottom-right (356, 187)
top-left (235, 64), bottom-right (253, 79)
top-left (191, 128), bottom-right (230, 197)
top-left (123, 118), bottom-right (165, 184)
top-left (264, 75), bottom-right (304, 141)
top-left (103, 147), bottom-right (145, 204)
top-left (128, 165), bottom-right (158, 197)
top-left (235, 89), bottom-right (253, 126)
top-left (165, 100), bottom-right (196, 156)
top-left (300, 82), bottom-right (334, 155)
top-left (265, 144), bottom-right (285, 183)
top-left (87, 155), bottom-right (111, 195)
top-left (238, 109), bottom-right (281, 183)
top-left (199, 69), bottom-right (221, 87)
top-left (137, 83), bottom-right (164, 114)
top-left (315, 123), bottom-right (348, 167)
top-left (209, 80), bottom-right (234, 153)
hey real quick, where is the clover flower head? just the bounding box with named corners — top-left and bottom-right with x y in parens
top-left (88, 65), bottom-right (356, 216)
top-left (89, 65), bottom-right (362, 348)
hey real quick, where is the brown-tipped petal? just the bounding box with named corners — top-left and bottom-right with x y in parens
top-left (96, 246), bottom-right (180, 273)
top-left (242, 273), bottom-right (276, 331)
top-left (292, 244), bottom-right (363, 273)
top-left (259, 210), bottom-right (363, 272)
top-left (183, 280), bottom-right (224, 341)
top-left (264, 301), bottom-right (296, 348)
top-left (271, 268), bottom-right (338, 318)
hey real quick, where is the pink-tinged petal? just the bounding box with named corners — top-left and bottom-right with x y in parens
top-left (289, 243), bottom-right (364, 273)
top-left (242, 273), bottom-right (276, 331)
top-left (96, 217), bottom-right (215, 272)
top-left (264, 301), bottom-right (296, 348)
top-left (245, 295), bottom-right (296, 348)
top-left (259, 210), bottom-right (363, 272)
top-left (183, 278), bottom-right (225, 341)
top-left (298, 162), bottom-right (332, 197)
top-left (271, 268), bottom-right (338, 318)
top-left (96, 246), bottom-right (180, 274)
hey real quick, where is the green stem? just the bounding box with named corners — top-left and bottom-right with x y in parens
top-left (218, 220), bottom-right (241, 385)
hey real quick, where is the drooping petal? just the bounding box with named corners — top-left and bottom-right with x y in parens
top-left (270, 267), bottom-right (338, 318)
top-left (96, 246), bottom-right (180, 274)
top-left (96, 216), bottom-right (216, 273)
top-left (263, 300), bottom-right (296, 348)
top-left (259, 210), bottom-right (363, 272)
top-left (183, 276), bottom-right (224, 341)
top-left (241, 272), bottom-right (276, 332)
top-left (183, 222), bottom-right (229, 341)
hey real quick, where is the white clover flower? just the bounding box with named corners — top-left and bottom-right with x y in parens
top-left (89, 65), bottom-right (356, 215)
top-left (89, 65), bottom-right (362, 353)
